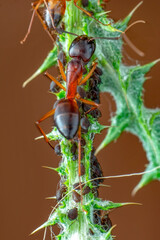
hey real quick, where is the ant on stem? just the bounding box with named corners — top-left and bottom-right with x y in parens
top-left (21, 0), bottom-right (121, 43)
top-left (35, 35), bottom-right (99, 201)
top-left (23, 21), bottom-right (144, 201)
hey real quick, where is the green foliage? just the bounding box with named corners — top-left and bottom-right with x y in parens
top-left (25, 0), bottom-right (160, 239)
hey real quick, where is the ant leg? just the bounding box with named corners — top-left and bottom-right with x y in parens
top-left (79, 62), bottom-right (98, 85)
top-left (20, 0), bottom-right (44, 44)
top-left (35, 108), bottom-right (55, 150)
top-left (85, 106), bottom-right (96, 115)
top-left (58, 60), bottom-right (66, 82)
top-left (33, 1), bottom-right (55, 41)
top-left (74, 0), bottom-right (107, 26)
top-left (44, 72), bottom-right (66, 91)
top-left (74, 0), bottom-right (115, 29)
top-left (77, 95), bottom-right (99, 108)
top-left (77, 126), bottom-right (83, 205)
top-left (74, 0), bottom-right (123, 33)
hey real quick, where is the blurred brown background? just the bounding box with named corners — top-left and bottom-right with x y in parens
top-left (1, 0), bottom-right (160, 239)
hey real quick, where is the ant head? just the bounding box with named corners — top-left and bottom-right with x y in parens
top-left (69, 35), bottom-right (96, 63)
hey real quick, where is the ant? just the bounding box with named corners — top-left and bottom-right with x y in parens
top-left (21, 0), bottom-right (121, 43)
top-left (34, 36), bottom-right (99, 195)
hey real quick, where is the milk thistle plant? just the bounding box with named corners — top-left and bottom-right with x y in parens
top-left (24, 0), bottom-right (160, 239)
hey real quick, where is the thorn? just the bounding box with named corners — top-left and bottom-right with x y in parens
top-left (42, 166), bottom-right (57, 171)
top-left (35, 135), bottom-right (44, 140)
top-left (45, 196), bottom-right (56, 200)
top-left (22, 69), bottom-right (41, 88)
top-left (132, 183), bottom-right (142, 196)
top-left (128, 1), bottom-right (143, 19)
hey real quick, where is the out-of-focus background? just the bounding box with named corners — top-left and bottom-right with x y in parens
top-left (1, 0), bottom-right (160, 239)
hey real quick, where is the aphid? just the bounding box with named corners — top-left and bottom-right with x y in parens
top-left (54, 143), bottom-right (61, 155)
top-left (73, 182), bottom-right (81, 190)
top-left (58, 50), bottom-right (67, 67)
top-left (77, 86), bottom-right (87, 99)
top-left (90, 108), bottom-right (102, 119)
top-left (68, 207), bottom-right (78, 221)
top-left (82, 0), bottom-right (89, 7)
top-left (21, 0), bottom-right (116, 43)
top-left (81, 116), bottom-right (90, 132)
top-left (82, 185), bottom-right (90, 195)
top-left (56, 183), bottom-right (67, 201)
top-left (80, 163), bottom-right (85, 176)
top-left (72, 190), bottom-right (81, 203)
top-left (71, 142), bottom-right (77, 155)
top-left (94, 66), bottom-right (103, 76)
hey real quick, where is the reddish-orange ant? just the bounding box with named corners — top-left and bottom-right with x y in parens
top-left (34, 36), bottom-right (99, 192)
top-left (21, 0), bottom-right (121, 43)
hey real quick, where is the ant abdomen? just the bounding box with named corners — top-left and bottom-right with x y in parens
top-left (45, 0), bottom-right (66, 28)
top-left (69, 35), bottom-right (96, 62)
top-left (54, 99), bottom-right (80, 139)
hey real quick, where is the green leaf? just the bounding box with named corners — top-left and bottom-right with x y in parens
top-left (96, 38), bottom-right (160, 189)
top-left (83, 1), bottom-right (160, 189)
top-left (23, 46), bottom-right (57, 88)
top-left (31, 212), bottom-right (58, 235)
top-left (93, 199), bottom-right (135, 211)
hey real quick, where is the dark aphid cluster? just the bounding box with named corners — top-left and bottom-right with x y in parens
top-left (101, 213), bottom-right (112, 232)
top-left (93, 210), bottom-right (101, 225)
top-left (90, 148), bottom-right (104, 187)
top-left (82, 66), bottom-right (103, 118)
top-left (93, 210), bottom-right (112, 232)
top-left (82, 0), bottom-right (89, 8)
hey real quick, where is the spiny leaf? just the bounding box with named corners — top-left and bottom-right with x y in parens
top-left (133, 163), bottom-right (160, 195)
top-left (31, 212), bottom-right (58, 235)
top-left (93, 200), bottom-right (138, 211)
top-left (23, 46), bottom-right (57, 88)
top-left (94, 6), bottom-right (160, 190)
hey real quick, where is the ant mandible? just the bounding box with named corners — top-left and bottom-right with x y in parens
top-left (21, 0), bottom-right (120, 43)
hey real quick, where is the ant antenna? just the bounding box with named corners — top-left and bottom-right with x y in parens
top-left (74, 0), bottom-right (123, 34)
top-left (21, 0), bottom-right (78, 44)
top-left (123, 20), bottom-right (145, 56)
top-left (90, 20), bottom-right (145, 56)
